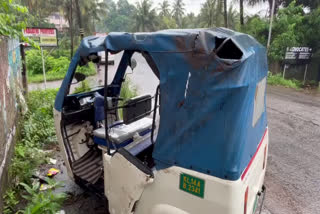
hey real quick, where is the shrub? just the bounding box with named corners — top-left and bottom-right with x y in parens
top-left (4, 89), bottom-right (64, 214)
top-left (268, 73), bottom-right (302, 89)
top-left (73, 80), bottom-right (91, 94)
top-left (26, 50), bottom-right (96, 83)
top-left (119, 79), bottom-right (138, 118)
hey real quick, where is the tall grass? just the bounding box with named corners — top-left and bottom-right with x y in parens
top-left (267, 73), bottom-right (302, 89)
top-left (119, 79), bottom-right (138, 118)
top-left (3, 89), bottom-right (67, 214)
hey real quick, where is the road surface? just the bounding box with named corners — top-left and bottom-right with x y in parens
top-left (31, 52), bottom-right (320, 214)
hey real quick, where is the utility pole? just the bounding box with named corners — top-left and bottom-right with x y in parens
top-left (223, 0), bottom-right (228, 28)
top-left (20, 44), bottom-right (28, 94)
top-left (267, 0), bottom-right (276, 50)
top-left (75, 0), bottom-right (84, 39)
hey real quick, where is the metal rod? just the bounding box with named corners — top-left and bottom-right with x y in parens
top-left (303, 64), bottom-right (308, 85)
top-left (283, 64), bottom-right (287, 79)
top-left (267, 0), bottom-right (276, 50)
top-left (41, 47), bottom-right (47, 89)
top-left (151, 85), bottom-right (160, 144)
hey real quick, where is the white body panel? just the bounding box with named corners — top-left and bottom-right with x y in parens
top-left (54, 109), bottom-right (74, 179)
top-left (104, 129), bottom-right (268, 214)
top-left (104, 152), bottom-right (153, 214)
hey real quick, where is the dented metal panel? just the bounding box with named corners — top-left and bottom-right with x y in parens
top-left (55, 28), bottom-right (268, 181)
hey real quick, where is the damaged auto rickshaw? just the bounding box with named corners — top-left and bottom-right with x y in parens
top-left (54, 28), bottom-right (269, 214)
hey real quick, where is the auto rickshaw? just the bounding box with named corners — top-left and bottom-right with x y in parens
top-left (54, 28), bottom-right (269, 214)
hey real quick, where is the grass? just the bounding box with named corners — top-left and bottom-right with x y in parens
top-left (267, 73), bottom-right (303, 89)
top-left (28, 67), bottom-right (97, 83)
top-left (3, 89), bottom-right (67, 214)
top-left (119, 79), bottom-right (138, 119)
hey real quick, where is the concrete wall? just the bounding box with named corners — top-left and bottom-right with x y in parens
top-left (0, 37), bottom-right (23, 210)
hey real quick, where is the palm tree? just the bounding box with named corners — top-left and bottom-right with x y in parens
top-left (172, 0), bottom-right (185, 27)
top-left (199, 0), bottom-right (225, 28)
top-left (247, 0), bottom-right (282, 16)
top-left (223, 0), bottom-right (228, 27)
top-left (228, 5), bottom-right (240, 29)
top-left (240, 0), bottom-right (244, 26)
top-left (158, 0), bottom-right (171, 17)
top-left (200, 0), bottom-right (217, 28)
top-left (135, 0), bottom-right (157, 32)
top-left (80, 0), bottom-right (107, 34)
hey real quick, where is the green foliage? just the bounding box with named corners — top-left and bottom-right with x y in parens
top-left (118, 79), bottom-right (138, 118)
top-left (20, 180), bottom-right (67, 214)
top-left (73, 79), bottom-right (91, 94)
top-left (134, 0), bottom-right (158, 32)
top-left (3, 189), bottom-right (19, 214)
top-left (4, 89), bottom-right (64, 214)
top-left (120, 79), bottom-right (138, 100)
top-left (199, 0), bottom-right (224, 28)
top-left (26, 49), bottom-right (96, 83)
top-left (10, 89), bottom-right (58, 185)
top-left (172, 0), bottom-right (185, 27)
top-left (243, 0), bottom-right (320, 71)
top-left (268, 1), bottom-right (305, 61)
top-left (268, 73), bottom-right (302, 89)
top-left (242, 16), bottom-right (269, 45)
top-left (158, 16), bottom-right (177, 29)
top-left (0, 0), bottom-right (27, 38)
top-left (97, 0), bottom-right (136, 32)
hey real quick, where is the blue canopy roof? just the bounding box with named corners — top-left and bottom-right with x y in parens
top-left (55, 28), bottom-right (268, 181)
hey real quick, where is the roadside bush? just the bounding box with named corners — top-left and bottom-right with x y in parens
top-left (118, 79), bottom-right (138, 118)
top-left (268, 73), bottom-right (302, 89)
top-left (26, 50), bottom-right (96, 83)
top-left (21, 180), bottom-right (67, 214)
top-left (3, 89), bottom-right (66, 214)
top-left (73, 79), bottom-right (92, 94)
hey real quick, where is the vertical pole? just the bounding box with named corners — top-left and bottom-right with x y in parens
top-left (303, 64), bottom-right (308, 85)
top-left (223, 0), bottom-right (228, 28)
top-left (41, 47), bottom-right (47, 89)
top-left (283, 64), bottom-right (287, 79)
top-left (75, 0), bottom-right (84, 40)
top-left (20, 44), bottom-right (28, 94)
top-left (240, 0), bottom-right (244, 26)
top-left (267, 0), bottom-right (276, 50)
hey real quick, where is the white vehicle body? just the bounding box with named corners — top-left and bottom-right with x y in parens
top-left (103, 129), bottom-right (268, 214)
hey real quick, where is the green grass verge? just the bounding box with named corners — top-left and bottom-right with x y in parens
top-left (267, 73), bottom-right (303, 89)
top-left (27, 64), bottom-right (97, 84)
top-left (3, 89), bottom-right (67, 214)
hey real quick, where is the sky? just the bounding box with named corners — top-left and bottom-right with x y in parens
top-left (124, 0), bottom-right (270, 16)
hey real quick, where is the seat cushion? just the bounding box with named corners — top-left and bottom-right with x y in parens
top-left (93, 118), bottom-right (153, 144)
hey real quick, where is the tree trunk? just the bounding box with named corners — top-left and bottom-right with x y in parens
top-left (223, 0), bottom-right (228, 28)
top-left (240, 0), bottom-right (244, 26)
top-left (70, 0), bottom-right (74, 59)
top-left (75, 0), bottom-right (84, 39)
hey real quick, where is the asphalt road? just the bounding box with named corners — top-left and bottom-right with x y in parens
top-left (263, 86), bottom-right (320, 214)
top-left (31, 52), bottom-right (320, 214)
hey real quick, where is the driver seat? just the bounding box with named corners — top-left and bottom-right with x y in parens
top-left (92, 94), bottom-right (153, 149)
top-left (93, 118), bottom-right (153, 148)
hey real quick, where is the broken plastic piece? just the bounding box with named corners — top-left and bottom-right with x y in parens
top-left (47, 168), bottom-right (60, 177)
top-left (50, 158), bottom-right (57, 165)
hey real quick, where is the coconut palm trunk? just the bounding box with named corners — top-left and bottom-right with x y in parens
top-left (240, 0), bottom-right (244, 26)
top-left (75, 0), bottom-right (84, 39)
top-left (223, 0), bottom-right (228, 27)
